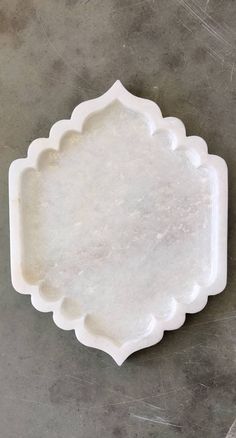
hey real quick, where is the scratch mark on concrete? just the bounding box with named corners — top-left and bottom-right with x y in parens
top-left (4, 395), bottom-right (51, 408)
top-left (144, 401), bottom-right (165, 411)
top-left (188, 314), bottom-right (236, 328)
top-left (86, 387), bottom-right (185, 411)
top-left (201, 20), bottom-right (231, 51)
top-left (199, 383), bottom-right (209, 389)
top-left (207, 48), bottom-right (225, 64)
top-left (2, 144), bottom-right (19, 153)
top-left (65, 374), bottom-right (96, 385)
top-left (193, 0), bottom-right (236, 38)
top-left (137, 342), bottom-right (205, 363)
top-left (98, 396), bottom-right (150, 408)
top-left (225, 418), bottom-right (236, 438)
top-left (130, 413), bottom-right (182, 428)
top-left (177, 18), bottom-right (193, 33)
top-left (207, 49), bottom-right (235, 74)
top-left (204, 0), bottom-right (210, 13)
top-left (176, 0), bottom-right (233, 50)
top-left (230, 63), bottom-right (235, 82)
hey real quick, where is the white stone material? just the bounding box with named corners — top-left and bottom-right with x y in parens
top-left (9, 81), bottom-right (228, 365)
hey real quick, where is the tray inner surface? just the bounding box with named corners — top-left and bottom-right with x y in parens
top-left (20, 102), bottom-right (212, 344)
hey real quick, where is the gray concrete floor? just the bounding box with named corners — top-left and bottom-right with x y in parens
top-left (0, 1), bottom-right (236, 437)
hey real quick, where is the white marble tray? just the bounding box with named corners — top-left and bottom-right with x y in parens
top-left (9, 81), bottom-right (228, 365)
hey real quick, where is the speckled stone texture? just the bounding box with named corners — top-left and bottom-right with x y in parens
top-left (0, 1), bottom-right (235, 437)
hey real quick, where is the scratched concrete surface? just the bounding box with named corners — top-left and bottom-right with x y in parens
top-left (0, 1), bottom-right (236, 437)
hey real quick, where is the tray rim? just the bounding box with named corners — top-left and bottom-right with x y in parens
top-left (8, 80), bottom-right (228, 365)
